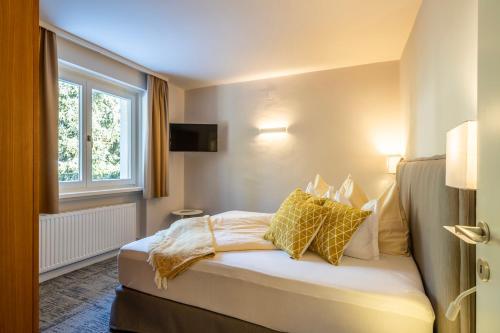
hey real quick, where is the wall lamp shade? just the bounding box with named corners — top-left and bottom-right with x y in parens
top-left (259, 126), bottom-right (288, 134)
top-left (386, 155), bottom-right (401, 174)
top-left (446, 121), bottom-right (477, 190)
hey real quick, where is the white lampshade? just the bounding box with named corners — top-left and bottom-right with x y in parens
top-left (446, 121), bottom-right (477, 189)
top-left (386, 155), bottom-right (401, 174)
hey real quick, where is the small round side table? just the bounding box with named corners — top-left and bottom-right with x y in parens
top-left (171, 209), bottom-right (204, 220)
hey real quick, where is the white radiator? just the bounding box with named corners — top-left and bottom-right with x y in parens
top-left (39, 203), bottom-right (137, 273)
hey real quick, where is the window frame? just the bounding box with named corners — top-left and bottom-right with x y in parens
top-left (58, 64), bottom-right (142, 194)
top-left (57, 73), bottom-right (85, 191)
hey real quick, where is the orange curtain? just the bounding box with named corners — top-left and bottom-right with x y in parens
top-left (144, 75), bottom-right (169, 198)
top-left (39, 28), bottom-right (59, 213)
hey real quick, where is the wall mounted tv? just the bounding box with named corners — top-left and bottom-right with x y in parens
top-left (169, 123), bottom-right (218, 152)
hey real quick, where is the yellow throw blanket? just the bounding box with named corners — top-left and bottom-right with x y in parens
top-left (147, 215), bottom-right (215, 289)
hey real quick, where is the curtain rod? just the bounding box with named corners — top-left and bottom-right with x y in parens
top-left (40, 20), bottom-right (170, 83)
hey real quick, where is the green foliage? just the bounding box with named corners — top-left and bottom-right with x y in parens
top-left (58, 81), bottom-right (126, 182)
top-left (91, 90), bottom-right (122, 180)
top-left (58, 80), bottom-right (80, 182)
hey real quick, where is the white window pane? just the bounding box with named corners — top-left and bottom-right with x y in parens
top-left (91, 89), bottom-right (132, 181)
top-left (58, 80), bottom-right (82, 182)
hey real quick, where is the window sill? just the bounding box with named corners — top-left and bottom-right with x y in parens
top-left (59, 186), bottom-right (143, 200)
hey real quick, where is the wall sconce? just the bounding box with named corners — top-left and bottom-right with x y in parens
top-left (259, 126), bottom-right (288, 134)
top-left (386, 155), bottom-right (402, 174)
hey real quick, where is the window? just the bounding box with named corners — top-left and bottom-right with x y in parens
top-left (58, 79), bottom-right (82, 182)
top-left (58, 66), bottom-right (140, 193)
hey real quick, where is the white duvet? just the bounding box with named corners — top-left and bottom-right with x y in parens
top-left (211, 211), bottom-right (276, 252)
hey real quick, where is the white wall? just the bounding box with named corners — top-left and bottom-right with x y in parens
top-left (184, 61), bottom-right (401, 214)
top-left (57, 37), bottom-right (185, 236)
top-left (400, 0), bottom-right (478, 158)
top-left (58, 37), bottom-right (147, 90)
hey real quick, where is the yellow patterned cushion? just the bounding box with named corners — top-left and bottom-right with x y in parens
top-left (265, 189), bottom-right (310, 241)
top-left (309, 200), bottom-right (372, 265)
top-left (265, 189), bottom-right (330, 259)
top-left (306, 196), bottom-right (327, 206)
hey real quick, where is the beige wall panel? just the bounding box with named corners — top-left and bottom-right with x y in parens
top-left (185, 61), bottom-right (401, 214)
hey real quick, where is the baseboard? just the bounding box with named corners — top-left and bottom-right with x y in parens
top-left (39, 249), bottom-right (119, 283)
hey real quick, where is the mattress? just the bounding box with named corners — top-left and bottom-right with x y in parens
top-left (118, 213), bottom-right (435, 333)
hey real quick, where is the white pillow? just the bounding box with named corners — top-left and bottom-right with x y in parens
top-left (305, 174), bottom-right (335, 199)
top-left (334, 190), bottom-right (350, 205)
top-left (305, 181), bottom-right (314, 194)
top-left (377, 181), bottom-right (409, 256)
top-left (337, 194), bottom-right (380, 260)
top-left (337, 174), bottom-right (368, 208)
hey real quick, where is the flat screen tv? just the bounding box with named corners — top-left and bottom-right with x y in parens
top-left (169, 123), bottom-right (218, 152)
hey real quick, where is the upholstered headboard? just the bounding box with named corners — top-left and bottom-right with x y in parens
top-left (397, 156), bottom-right (476, 333)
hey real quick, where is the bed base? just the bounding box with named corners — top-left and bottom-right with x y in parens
top-left (110, 285), bottom-right (280, 333)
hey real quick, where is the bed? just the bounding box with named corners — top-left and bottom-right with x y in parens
top-left (110, 156), bottom-right (476, 333)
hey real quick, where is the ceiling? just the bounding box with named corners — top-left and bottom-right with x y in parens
top-left (40, 0), bottom-right (421, 90)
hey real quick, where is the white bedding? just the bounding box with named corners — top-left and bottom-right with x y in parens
top-left (211, 210), bottom-right (276, 252)
top-left (118, 211), bottom-right (434, 333)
